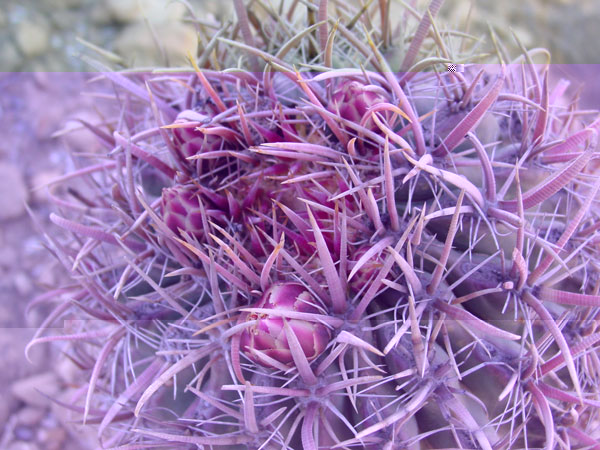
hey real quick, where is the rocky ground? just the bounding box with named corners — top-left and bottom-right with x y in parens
top-left (0, 0), bottom-right (234, 71)
top-left (0, 72), bottom-right (109, 449)
top-left (0, 0), bottom-right (598, 449)
top-left (0, 0), bottom-right (598, 72)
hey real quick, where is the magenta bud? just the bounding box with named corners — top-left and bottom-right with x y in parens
top-left (161, 185), bottom-right (206, 241)
top-left (239, 283), bottom-right (331, 368)
top-left (171, 110), bottom-right (225, 161)
top-left (329, 80), bottom-right (389, 131)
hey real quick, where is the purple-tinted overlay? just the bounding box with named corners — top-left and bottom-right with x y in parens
top-left (3, 65), bottom-right (599, 330)
top-left (2, 64), bottom-right (599, 106)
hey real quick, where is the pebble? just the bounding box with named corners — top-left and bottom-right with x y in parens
top-left (13, 424), bottom-right (35, 442)
top-left (8, 5), bottom-right (28, 24)
top-left (51, 389), bottom-right (100, 446)
top-left (89, 3), bottom-right (112, 25)
top-left (48, 9), bottom-right (79, 31)
top-left (106, 0), bottom-right (185, 24)
top-left (15, 19), bottom-right (50, 58)
top-left (0, 242), bottom-right (18, 267)
top-left (0, 330), bottom-right (44, 378)
top-left (0, 40), bottom-right (21, 71)
top-left (41, 411), bottom-right (59, 429)
top-left (0, 393), bottom-right (11, 429)
top-left (17, 407), bottom-right (46, 426)
top-left (32, 265), bottom-right (57, 292)
top-left (60, 110), bottom-right (103, 152)
top-left (5, 442), bottom-right (39, 450)
top-left (29, 169), bottom-right (63, 204)
top-left (42, 0), bottom-right (83, 8)
top-left (11, 373), bottom-right (60, 408)
top-left (114, 21), bottom-right (197, 66)
top-left (0, 163), bottom-right (29, 221)
top-left (54, 358), bottom-right (78, 384)
top-left (201, 2), bottom-right (234, 21)
top-left (36, 427), bottom-right (67, 450)
top-left (13, 271), bottom-right (33, 296)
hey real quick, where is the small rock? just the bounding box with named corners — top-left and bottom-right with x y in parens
top-left (0, 391), bottom-right (13, 428)
top-left (48, 9), bottom-right (79, 31)
top-left (13, 424), bottom-right (35, 442)
top-left (203, 2), bottom-right (234, 21)
top-left (0, 330), bottom-right (45, 376)
top-left (114, 21), bottom-right (197, 66)
top-left (51, 389), bottom-right (100, 447)
top-left (60, 110), bottom-right (103, 152)
top-left (5, 442), bottom-right (39, 450)
top-left (0, 40), bottom-right (22, 71)
top-left (11, 372), bottom-right (60, 407)
top-left (0, 302), bottom-right (14, 327)
top-left (0, 163), bottom-right (28, 221)
top-left (29, 169), bottom-right (63, 204)
top-left (40, 411), bottom-right (58, 428)
top-left (29, 90), bottom-right (72, 140)
top-left (42, 0), bottom-right (83, 8)
top-left (0, 8), bottom-right (6, 27)
top-left (13, 271), bottom-right (33, 296)
top-left (31, 265), bottom-right (57, 292)
top-left (107, 0), bottom-right (185, 23)
top-left (24, 307), bottom-right (46, 330)
top-left (0, 268), bottom-right (11, 290)
top-left (0, 243), bottom-right (17, 267)
top-left (17, 406), bottom-right (46, 426)
top-left (37, 427), bottom-right (67, 450)
top-left (54, 358), bottom-right (78, 384)
top-left (15, 19), bottom-right (50, 58)
top-left (89, 3), bottom-right (112, 25)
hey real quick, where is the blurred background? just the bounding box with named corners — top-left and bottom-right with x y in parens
top-left (0, 0), bottom-right (598, 72)
top-left (1, 0), bottom-right (599, 72)
top-left (0, 0), bottom-right (598, 448)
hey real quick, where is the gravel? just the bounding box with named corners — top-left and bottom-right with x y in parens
top-left (0, 0), bottom-right (598, 72)
top-left (0, 163), bottom-right (29, 221)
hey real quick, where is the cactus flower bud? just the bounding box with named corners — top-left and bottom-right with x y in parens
top-left (161, 185), bottom-right (207, 241)
top-left (329, 80), bottom-right (389, 132)
top-left (171, 110), bottom-right (226, 162)
top-left (239, 283), bottom-right (331, 368)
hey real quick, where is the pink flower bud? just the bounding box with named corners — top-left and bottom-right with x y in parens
top-left (329, 80), bottom-right (389, 132)
top-left (161, 185), bottom-right (207, 241)
top-left (171, 110), bottom-right (225, 161)
top-left (239, 283), bottom-right (331, 368)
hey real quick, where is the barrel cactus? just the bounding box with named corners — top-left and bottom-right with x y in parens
top-left (30, 0), bottom-right (600, 449)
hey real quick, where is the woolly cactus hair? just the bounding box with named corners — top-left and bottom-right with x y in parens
top-left (29, 0), bottom-right (600, 449)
